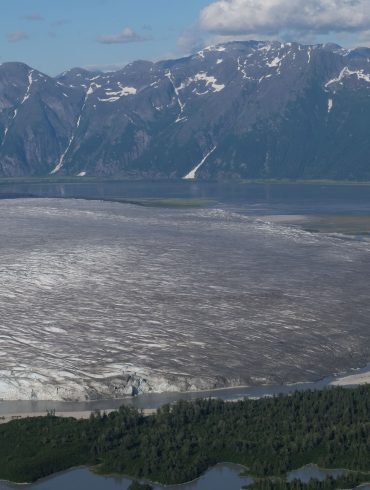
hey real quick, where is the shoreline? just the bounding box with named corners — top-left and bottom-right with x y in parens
top-left (0, 408), bottom-right (157, 425)
top-left (0, 462), bottom-right (249, 488)
top-left (2, 177), bottom-right (370, 186)
top-left (1, 363), bottom-right (370, 424)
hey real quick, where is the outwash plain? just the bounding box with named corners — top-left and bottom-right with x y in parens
top-left (1, 198), bottom-right (370, 401)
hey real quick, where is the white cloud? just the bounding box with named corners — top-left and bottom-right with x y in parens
top-left (177, 26), bottom-right (205, 54)
top-left (7, 31), bottom-right (29, 43)
top-left (98, 27), bottom-right (148, 44)
top-left (83, 62), bottom-right (127, 72)
top-left (52, 19), bottom-right (70, 27)
top-left (200, 0), bottom-right (370, 37)
top-left (22, 13), bottom-right (44, 21)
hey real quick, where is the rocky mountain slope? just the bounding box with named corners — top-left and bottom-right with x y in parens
top-left (1, 41), bottom-right (370, 180)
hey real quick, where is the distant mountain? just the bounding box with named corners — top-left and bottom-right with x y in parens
top-left (1, 41), bottom-right (370, 180)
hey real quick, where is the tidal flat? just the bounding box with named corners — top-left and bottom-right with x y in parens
top-left (266, 214), bottom-right (370, 235)
top-left (301, 215), bottom-right (370, 235)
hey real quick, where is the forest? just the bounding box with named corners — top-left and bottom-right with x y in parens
top-left (1, 385), bottom-right (370, 489)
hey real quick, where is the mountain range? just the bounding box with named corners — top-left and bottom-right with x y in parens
top-left (1, 40), bottom-right (370, 180)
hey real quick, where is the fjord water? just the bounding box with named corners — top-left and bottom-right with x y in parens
top-left (5, 180), bottom-right (370, 214)
top-left (1, 182), bottom-right (370, 402)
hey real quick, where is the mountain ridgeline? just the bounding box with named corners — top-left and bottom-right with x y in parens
top-left (1, 41), bottom-right (370, 180)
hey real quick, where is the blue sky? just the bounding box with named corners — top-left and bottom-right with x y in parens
top-left (2, 0), bottom-right (370, 75)
top-left (0, 0), bottom-right (212, 74)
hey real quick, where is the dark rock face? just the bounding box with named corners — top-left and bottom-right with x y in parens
top-left (1, 41), bottom-right (370, 180)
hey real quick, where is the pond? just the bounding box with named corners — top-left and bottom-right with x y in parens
top-left (0, 464), bottom-right (252, 490)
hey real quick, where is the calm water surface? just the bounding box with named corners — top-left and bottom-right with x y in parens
top-left (4, 180), bottom-right (370, 215)
top-left (287, 464), bottom-right (346, 483)
top-left (0, 464), bottom-right (252, 490)
top-left (1, 464), bottom-right (368, 490)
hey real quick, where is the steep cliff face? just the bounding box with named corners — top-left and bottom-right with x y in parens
top-left (0, 63), bottom-right (85, 176)
top-left (1, 41), bottom-right (370, 180)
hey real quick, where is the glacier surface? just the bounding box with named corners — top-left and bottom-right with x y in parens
top-left (1, 199), bottom-right (370, 400)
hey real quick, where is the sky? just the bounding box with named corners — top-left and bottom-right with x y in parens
top-left (2, 0), bottom-right (370, 75)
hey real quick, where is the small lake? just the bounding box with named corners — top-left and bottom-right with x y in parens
top-left (0, 464), bottom-right (252, 490)
top-left (1, 463), bottom-right (369, 490)
top-left (287, 464), bottom-right (346, 483)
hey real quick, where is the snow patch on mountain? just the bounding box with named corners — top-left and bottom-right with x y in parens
top-left (237, 57), bottom-right (253, 80)
top-left (1, 69), bottom-right (35, 146)
top-left (86, 83), bottom-right (101, 95)
top-left (165, 70), bottom-right (186, 123)
top-left (50, 82), bottom-right (98, 174)
top-left (99, 84), bottom-right (137, 102)
top-left (197, 45), bottom-right (226, 59)
top-left (183, 146), bottom-right (217, 179)
top-left (178, 72), bottom-right (225, 94)
top-left (20, 70), bottom-right (34, 104)
top-left (193, 73), bottom-right (225, 92)
top-left (325, 67), bottom-right (370, 87)
top-left (267, 56), bottom-right (283, 68)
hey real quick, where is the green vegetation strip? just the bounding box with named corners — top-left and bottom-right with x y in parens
top-left (300, 215), bottom-right (370, 236)
top-left (238, 179), bottom-right (370, 186)
top-left (108, 198), bottom-right (214, 207)
top-left (1, 386), bottom-right (370, 487)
